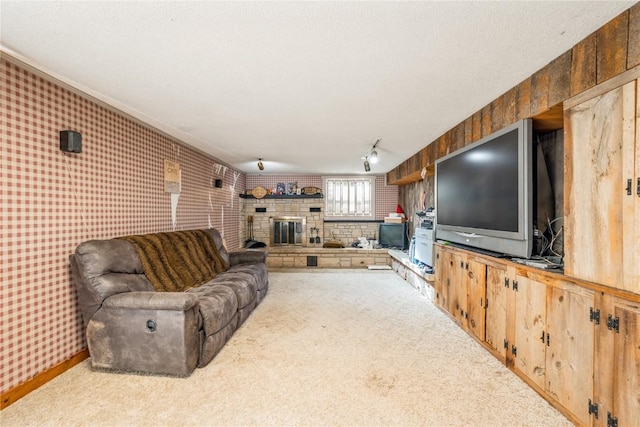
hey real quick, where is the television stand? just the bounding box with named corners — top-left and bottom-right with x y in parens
top-left (436, 240), bottom-right (507, 258)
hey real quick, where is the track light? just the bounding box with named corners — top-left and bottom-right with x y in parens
top-left (257, 158), bottom-right (264, 171)
top-left (362, 139), bottom-right (380, 170)
top-left (369, 149), bottom-right (378, 164)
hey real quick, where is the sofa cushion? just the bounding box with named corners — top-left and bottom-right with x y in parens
top-left (212, 278), bottom-right (257, 309)
top-left (223, 264), bottom-right (268, 291)
top-left (75, 239), bottom-right (144, 277)
top-left (72, 240), bottom-right (153, 325)
top-left (188, 284), bottom-right (238, 336)
top-left (203, 228), bottom-right (231, 267)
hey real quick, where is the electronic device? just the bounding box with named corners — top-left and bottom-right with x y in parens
top-left (59, 130), bottom-right (82, 153)
top-left (435, 119), bottom-right (546, 259)
top-left (378, 222), bottom-right (409, 250)
top-left (413, 228), bottom-right (435, 267)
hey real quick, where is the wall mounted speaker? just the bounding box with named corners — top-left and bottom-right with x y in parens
top-left (60, 130), bottom-right (82, 153)
top-left (214, 179), bottom-right (223, 188)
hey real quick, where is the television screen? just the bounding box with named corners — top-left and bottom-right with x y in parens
top-left (437, 129), bottom-right (519, 232)
top-left (435, 119), bottom-right (533, 258)
top-left (379, 223), bottom-right (408, 250)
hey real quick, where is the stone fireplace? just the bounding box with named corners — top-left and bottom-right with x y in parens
top-left (270, 216), bottom-right (306, 246)
top-left (240, 197), bottom-right (324, 247)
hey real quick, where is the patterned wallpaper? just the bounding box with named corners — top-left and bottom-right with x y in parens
top-left (0, 57), bottom-right (245, 394)
top-left (0, 57), bottom-right (399, 396)
top-left (246, 174), bottom-right (398, 220)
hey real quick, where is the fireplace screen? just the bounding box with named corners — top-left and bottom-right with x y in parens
top-left (270, 216), bottom-right (306, 246)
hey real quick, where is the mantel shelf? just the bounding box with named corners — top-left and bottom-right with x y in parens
top-left (239, 193), bottom-right (323, 199)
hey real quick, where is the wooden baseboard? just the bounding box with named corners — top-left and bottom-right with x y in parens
top-left (1, 349), bottom-right (89, 410)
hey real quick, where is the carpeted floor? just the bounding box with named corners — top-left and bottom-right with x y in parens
top-left (2, 270), bottom-right (573, 426)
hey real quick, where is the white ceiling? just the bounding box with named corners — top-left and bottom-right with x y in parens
top-left (1, 1), bottom-right (636, 175)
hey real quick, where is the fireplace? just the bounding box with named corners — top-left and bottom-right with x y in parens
top-left (270, 216), bottom-right (306, 246)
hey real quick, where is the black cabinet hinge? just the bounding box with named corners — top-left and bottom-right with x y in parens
top-left (512, 280), bottom-right (518, 292)
top-left (607, 315), bottom-right (620, 333)
top-left (590, 307), bottom-right (600, 325)
top-left (540, 331), bottom-right (550, 346)
top-left (637, 177), bottom-right (640, 197)
top-left (504, 277), bottom-right (510, 288)
top-left (626, 178), bottom-right (633, 195)
top-left (503, 339), bottom-right (508, 350)
top-left (588, 399), bottom-right (599, 419)
top-left (607, 412), bottom-right (618, 427)
top-left (511, 345), bottom-right (517, 356)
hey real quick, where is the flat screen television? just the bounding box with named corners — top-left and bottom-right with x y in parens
top-left (435, 119), bottom-right (533, 258)
top-left (378, 222), bottom-right (409, 250)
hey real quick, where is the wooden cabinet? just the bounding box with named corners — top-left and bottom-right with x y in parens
top-left (545, 281), bottom-right (595, 426)
top-left (593, 295), bottom-right (640, 427)
top-left (427, 73), bottom-right (640, 427)
top-left (434, 246), bottom-right (486, 340)
top-left (485, 265), bottom-right (509, 361)
top-left (504, 273), bottom-right (595, 425)
top-left (564, 77), bottom-right (640, 294)
top-left (493, 270), bottom-right (595, 427)
top-left (465, 258), bottom-right (486, 341)
top-left (433, 245), bottom-right (450, 310)
top-left (448, 252), bottom-right (467, 324)
top-left (434, 244), bottom-right (605, 426)
top-left (511, 275), bottom-right (547, 389)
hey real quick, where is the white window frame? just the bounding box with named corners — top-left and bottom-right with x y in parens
top-left (323, 176), bottom-right (375, 220)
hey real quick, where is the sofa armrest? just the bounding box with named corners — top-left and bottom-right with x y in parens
top-left (102, 291), bottom-right (199, 311)
top-left (229, 250), bottom-right (266, 266)
top-left (88, 291), bottom-right (200, 376)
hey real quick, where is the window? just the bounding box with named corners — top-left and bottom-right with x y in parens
top-left (323, 176), bottom-right (375, 220)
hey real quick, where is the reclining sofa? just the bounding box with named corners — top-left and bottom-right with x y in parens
top-left (70, 228), bottom-right (268, 376)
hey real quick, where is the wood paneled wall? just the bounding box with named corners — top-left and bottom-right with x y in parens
top-left (387, 4), bottom-right (640, 185)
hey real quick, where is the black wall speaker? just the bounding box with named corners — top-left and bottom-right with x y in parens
top-left (60, 130), bottom-right (82, 153)
top-left (214, 179), bottom-right (223, 188)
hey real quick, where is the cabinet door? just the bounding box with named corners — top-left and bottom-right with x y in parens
top-left (565, 79), bottom-right (638, 292)
top-left (546, 283), bottom-right (595, 426)
top-left (434, 246), bottom-right (449, 310)
top-left (449, 252), bottom-right (467, 325)
top-left (513, 276), bottom-right (547, 390)
top-left (485, 266), bottom-right (508, 360)
top-left (612, 297), bottom-right (640, 427)
top-left (595, 296), bottom-right (640, 427)
top-left (466, 258), bottom-right (487, 341)
top-left (623, 79), bottom-right (640, 294)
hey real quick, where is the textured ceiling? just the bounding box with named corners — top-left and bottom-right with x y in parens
top-left (1, 1), bottom-right (635, 175)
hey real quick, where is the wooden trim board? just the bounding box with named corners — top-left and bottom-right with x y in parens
top-left (1, 349), bottom-right (89, 410)
top-left (564, 65), bottom-right (640, 110)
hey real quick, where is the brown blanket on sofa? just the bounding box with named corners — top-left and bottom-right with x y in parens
top-left (119, 230), bottom-right (230, 292)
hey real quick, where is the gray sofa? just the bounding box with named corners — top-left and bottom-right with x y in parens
top-left (70, 228), bottom-right (268, 376)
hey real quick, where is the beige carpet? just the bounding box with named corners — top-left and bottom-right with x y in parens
top-left (2, 270), bottom-right (572, 426)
